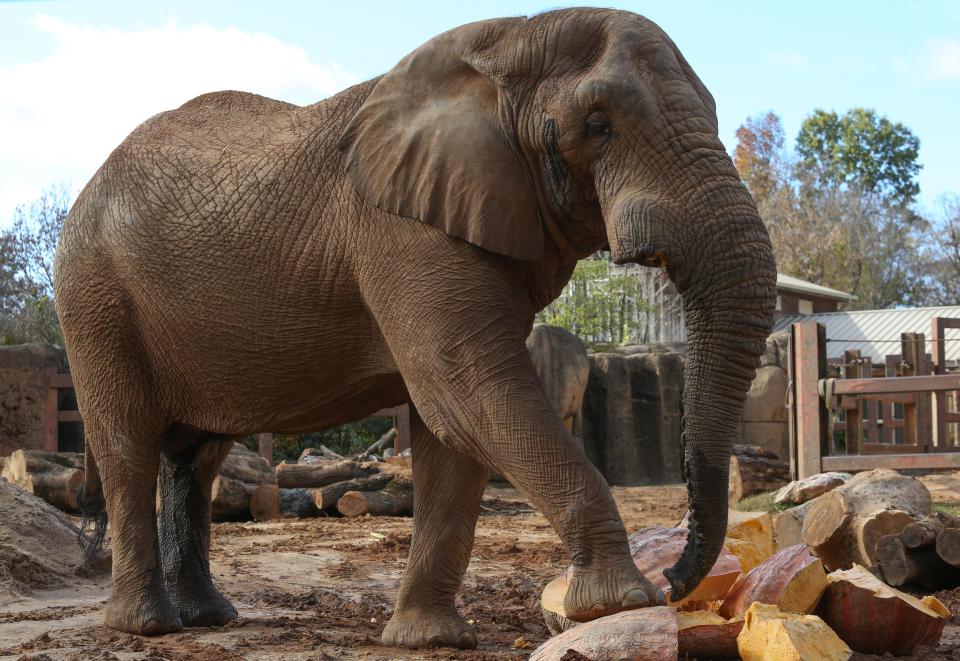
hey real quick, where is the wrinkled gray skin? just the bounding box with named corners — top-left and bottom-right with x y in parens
top-left (54, 8), bottom-right (776, 648)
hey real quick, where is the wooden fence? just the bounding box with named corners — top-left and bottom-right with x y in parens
top-left (789, 318), bottom-right (960, 479)
top-left (43, 372), bottom-right (410, 460)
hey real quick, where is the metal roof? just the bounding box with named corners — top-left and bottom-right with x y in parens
top-left (773, 306), bottom-right (960, 362)
top-left (776, 273), bottom-right (857, 302)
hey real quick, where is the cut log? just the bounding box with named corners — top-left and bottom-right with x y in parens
top-left (937, 527), bottom-right (960, 566)
top-left (529, 607), bottom-right (678, 661)
top-left (901, 512), bottom-right (958, 548)
top-left (221, 445), bottom-right (274, 484)
top-left (775, 472), bottom-right (851, 506)
top-left (801, 468), bottom-right (931, 571)
top-left (312, 473), bottom-right (393, 510)
top-left (541, 526), bottom-right (741, 633)
top-left (211, 475), bottom-right (256, 521)
top-left (727, 444), bottom-right (790, 506)
top-left (276, 459), bottom-right (377, 489)
top-left (337, 476), bottom-right (413, 517)
top-left (677, 610), bottom-right (744, 660)
top-left (724, 509), bottom-right (776, 572)
top-left (737, 602), bottom-right (851, 661)
top-left (815, 564), bottom-right (949, 655)
top-left (0, 449), bottom-right (84, 510)
top-left (773, 501), bottom-right (812, 550)
top-left (719, 544), bottom-right (827, 619)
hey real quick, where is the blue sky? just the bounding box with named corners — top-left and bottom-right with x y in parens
top-left (1, 0), bottom-right (958, 226)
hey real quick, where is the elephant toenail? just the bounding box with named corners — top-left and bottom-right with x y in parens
top-left (621, 588), bottom-right (651, 609)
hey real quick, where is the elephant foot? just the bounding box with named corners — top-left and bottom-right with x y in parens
top-left (104, 586), bottom-right (183, 635)
top-left (382, 607), bottom-right (477, 649)
top-left (563, 557), bottom-right (665, 622)
top-left (170, 584), bottom-right (238, 628)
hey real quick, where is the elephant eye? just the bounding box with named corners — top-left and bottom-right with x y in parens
top-left (586, 112), bottom-right (612, 141)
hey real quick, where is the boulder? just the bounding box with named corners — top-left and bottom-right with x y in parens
top-left (526, 324), bottom-right (590, 436)
top-left (581, 350), bottom-right (683, 485)
top-left (743, 366), bottom-right (788, 423)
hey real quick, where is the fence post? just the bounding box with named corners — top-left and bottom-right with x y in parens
top-left (902, 333), bottom-right (932, 451)
top-left (932, 318), bottom-right (949, 449)
top-left (257, 433), bottom-right (274, 463)
top-left (793, 321), bottom-right (827, 479)
top-left (843, 350), bottom-right (861, 455)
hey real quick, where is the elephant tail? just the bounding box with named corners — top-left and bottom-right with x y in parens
top-left (77, 442), bottom-right (108, 559)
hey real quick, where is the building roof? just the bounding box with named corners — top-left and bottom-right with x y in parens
top-left (773, 306), bottom-right (960, 362)
top-left (776, 273), bottom-right (857, 302)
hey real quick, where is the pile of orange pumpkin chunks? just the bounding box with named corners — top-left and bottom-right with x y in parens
top-left (533, 468), bottom-right (957, 660)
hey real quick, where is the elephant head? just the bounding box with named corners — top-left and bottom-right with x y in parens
top-left (340, 9), bottom-right (776, 600)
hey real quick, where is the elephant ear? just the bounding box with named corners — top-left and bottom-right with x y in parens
top-left (338, 21), bottom-right (543, 261)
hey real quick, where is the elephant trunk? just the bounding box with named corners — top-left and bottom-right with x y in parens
top-left (661, 189), bottom-right (777, 599)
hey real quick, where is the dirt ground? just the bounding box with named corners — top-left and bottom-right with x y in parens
top-left (1, 483), bottom-right (959, 660)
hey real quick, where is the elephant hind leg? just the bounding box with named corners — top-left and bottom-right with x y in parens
top-left (86, 418), bottom-right (182, 635)
top-left (382, 408), bottom-right (488, 650)
top-left (158, 435), bottom-right (238, 627)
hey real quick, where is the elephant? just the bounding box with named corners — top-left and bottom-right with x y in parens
top-left (526, 324), bottom-right (590, 436)
top-left (53, 8), bottom-right (776, 648)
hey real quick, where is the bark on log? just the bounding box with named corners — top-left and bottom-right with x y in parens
top-left (337, 476), bottom-right (413, 517)
top-left (901, 512), bottom-right (958, 548)
top-left (677, 611), bottom-right (743, 660)
top-left (279, 488), bottom-right (320, 518)
top-left (276, 460), bottom-right (377, 489)
top-left (775, 472), bottom-right (851, 506)
top-left (221, 445), bottom-right (274, 485)
top-left (312, 473), bottom-right (393, 510)
top-left (719, 544), bottom-right (827, 619)
top-left (0, 449), bottom-right (84, 510)
top-left (815, 564), bottom-right (950, 655)
top-left (211, 475), bottom-right (256, 521)
top-left (801, 468), bottom-right (931, 571)
top-left (529, 607), bottom-right (678, 661)
top-left (728, 444), bottom-right (790, 506)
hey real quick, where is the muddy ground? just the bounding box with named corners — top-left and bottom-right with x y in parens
top-left (1, 484), bottom-right (959, 660)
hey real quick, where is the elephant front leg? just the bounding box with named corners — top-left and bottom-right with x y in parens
top-left (158, 439), bottom-right (238, 627)
top-left (405, 347), bottom-right (664, 623)
top-left (382, 409), bottom-right (488, 649)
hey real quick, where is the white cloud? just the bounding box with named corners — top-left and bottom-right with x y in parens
top-left (0, 15), bottom-right (357, 223)
top-left (924, 37), bottom-right (960, 80)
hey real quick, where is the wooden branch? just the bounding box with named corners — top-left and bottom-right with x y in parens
top-left (312, 473), bottom-right (393, 510)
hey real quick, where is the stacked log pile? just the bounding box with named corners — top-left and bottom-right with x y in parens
top-left (210, 443), bottom-right (275, 521)
top-left (534, 468), bottom-right (956, 660)
top-left (0, 449), bottom-right (85, 511)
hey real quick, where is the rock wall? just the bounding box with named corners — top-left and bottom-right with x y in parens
top-left (581, 348), bottom-right (684, 485)
top-left (0, 344), bottom-right (68, 456)
top-left (738, 331), bottom-right (790, 461)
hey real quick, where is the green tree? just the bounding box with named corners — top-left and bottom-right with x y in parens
top-left (796, 108), bottom-right (921, 206)
top-left (0, 184), bottom-right (71, 344)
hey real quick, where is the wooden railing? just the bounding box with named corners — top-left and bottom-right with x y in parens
top-left (789, 319), bottom-right (960, 479)
top-left (43, 372), bottom-right (411, 459)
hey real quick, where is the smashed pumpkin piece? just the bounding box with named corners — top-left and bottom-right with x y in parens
top-left (540, 527), bottom-right (741, 634)
top-left (737, 602), bottom-right (851, 661)
top-left (725, 510), bottom-right (776, 572)
top-left (719, 544), bottom-right (827, 619)
top-left (677, 610), bottom-right (743, 659)
top-left (529, 607), bottom-right (678, 661)
top-left (815, 564), bottom-right (949, 655)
